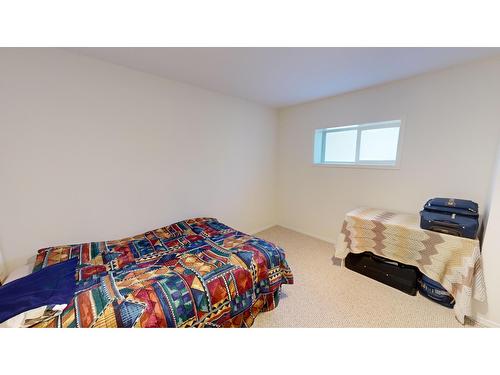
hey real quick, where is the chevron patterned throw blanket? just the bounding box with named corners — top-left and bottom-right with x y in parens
top-left (335, 208), bottom-right (485, 324)
top-left (30, 218), bottom-right (293, 328)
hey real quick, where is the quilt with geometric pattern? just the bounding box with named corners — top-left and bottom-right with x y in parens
top-left (335, 207), bottom-right (485, 324)
top-left (31, 218), bottom-right (293, 328)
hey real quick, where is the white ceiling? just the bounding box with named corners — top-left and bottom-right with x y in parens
top-left (68, 48), bottom-right (500, 108)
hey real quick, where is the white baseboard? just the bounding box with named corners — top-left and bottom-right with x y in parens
top-left (251, 224), bottom-right (279, 235)
top-left (471, 316), bottom-right (500, 328)
top-left (274, 224), bottom-right (336, 245)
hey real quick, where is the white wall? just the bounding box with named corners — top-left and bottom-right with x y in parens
top-left (0, 247), bottom-right (5, 281)
top-left (277, 57), bottom-right (500, 324)
top-left (0, 48), bottom-right (278, 273)
top-left (474, 145), bottom-right (500, 326)
top-left (2, 48), bottom-right (500, 325)
top-left (277, 57), bottom-right (500, 242)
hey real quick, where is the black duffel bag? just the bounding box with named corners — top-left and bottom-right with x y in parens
top-left (345, 252), bottom-right (418, 296)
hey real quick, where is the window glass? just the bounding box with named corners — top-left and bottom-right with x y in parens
top-left (359, 127), bottom-right (400, 162)
top-left (313, 120), bottom-right (401, 167)
top-left (324, 129), bottom-right (357, 163)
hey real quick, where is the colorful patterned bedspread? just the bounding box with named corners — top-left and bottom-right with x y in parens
top-left (31, 218), bottom-right (293, 328)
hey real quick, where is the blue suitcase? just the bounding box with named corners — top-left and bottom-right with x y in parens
top-left (420, 198), bottom-right (479, 239)
top-left (418, 274), bottom-right (455, 308)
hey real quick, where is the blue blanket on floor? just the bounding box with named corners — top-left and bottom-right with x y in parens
top-left (0, 258), bottom-right (77, 324)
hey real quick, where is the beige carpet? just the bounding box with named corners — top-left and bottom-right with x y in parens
top-left (252, 226), bottom-right (480, 328)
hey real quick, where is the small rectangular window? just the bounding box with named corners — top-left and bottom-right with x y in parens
top-left (314, 120), bottom-right (402, 167)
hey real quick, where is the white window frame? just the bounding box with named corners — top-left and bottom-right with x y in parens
top-left (313, 119), bottom-right (403, 169)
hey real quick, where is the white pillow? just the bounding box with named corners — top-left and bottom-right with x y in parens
top-left (0, 264), bottom-right (33, 328)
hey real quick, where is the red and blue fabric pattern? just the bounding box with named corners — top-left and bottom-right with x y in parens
top-left (31, 218), bottom-right (293, 328)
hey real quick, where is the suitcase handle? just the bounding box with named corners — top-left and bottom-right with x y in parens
top-left (370, 254), bottom-right (399, 267)
top-left (429, 221), bottom-right (462, 237)
top-left (429, 220), bottom-right (461, 229)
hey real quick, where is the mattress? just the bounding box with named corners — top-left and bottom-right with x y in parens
top-left (31, 217), bottom-right (293, 328)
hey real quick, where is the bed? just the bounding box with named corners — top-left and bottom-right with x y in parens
top-left (29, 217), bottom-right (293, 328)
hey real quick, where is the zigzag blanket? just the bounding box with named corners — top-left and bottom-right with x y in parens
top-left (335, 208), bottom-right (485, 324)
top-left (31, 218), bottom-right (293, 328)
